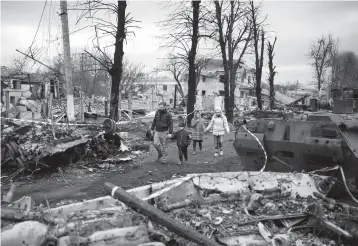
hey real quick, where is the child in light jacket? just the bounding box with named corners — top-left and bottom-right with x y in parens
top-left (204, 108), bottom-right (230, 156)
top-left (191, 111), bottom-right (206, 155)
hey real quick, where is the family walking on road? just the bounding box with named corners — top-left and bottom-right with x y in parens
top-left (150, 102), bottom-right (230, 165)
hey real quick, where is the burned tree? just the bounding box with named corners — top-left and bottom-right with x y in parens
top-left (212, 0), bottom-right (252, 122)
top-left (249, 0), bottom-right (265, 110)
top-left (159, 1), bottom-right (207, 125)
top-left (186, 1), bottom-right (201, 125)
top-left (76, 1), bottom-right (139, 121)
top-left (308, 33), bottom-right (338, 91)
top-left (267, 37), bottom-right (277, 109)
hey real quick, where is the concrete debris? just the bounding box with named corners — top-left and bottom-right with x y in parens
top-left (1, 172), bottom-right (358, 246)
top-left (18, 98), bottom-right (42, 113)
top-left (1, 119), bottom-right (151, 183)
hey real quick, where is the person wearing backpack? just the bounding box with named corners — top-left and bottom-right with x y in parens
top-left (204, 108), bottom-right (230, 156)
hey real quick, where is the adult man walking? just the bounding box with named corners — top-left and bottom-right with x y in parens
top-left (151, 102), bottom-right (173, 164)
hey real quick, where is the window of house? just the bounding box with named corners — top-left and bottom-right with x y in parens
top-left (202, 90), bottom-right (206, 96)
top-left (12, 80), bottom-right (21, 90)
top-left (219, 75), bottom-right (225, 83)
top-left (240, 91), bottom-right (245, 98)
top-left (163, 85), bottom-right (167, 91)
top-left (219, 90), bottom-right (225, 96)
top-left (202, 75), bottom-right (206, 82)
top-left (170, 98), bottom-right (173, 104)
top-left (10, 96), bottom-right (15, 105)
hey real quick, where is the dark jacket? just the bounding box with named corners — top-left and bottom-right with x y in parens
top-left (151, 110), bottom-right (173, 134)
top-left (173, 129), bottom-right (191, 148)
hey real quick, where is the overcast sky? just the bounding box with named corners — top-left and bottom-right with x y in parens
top-left (1, 1), bottom-right (358, 85)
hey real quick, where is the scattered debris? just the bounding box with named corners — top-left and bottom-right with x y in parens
top-left (1, 172), bottom-right (358, 246)
top-left (1, 118), bottom-right (152, 183)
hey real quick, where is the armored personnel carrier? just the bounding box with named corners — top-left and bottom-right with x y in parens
top-left (233, 112), bottom-right (358, 188)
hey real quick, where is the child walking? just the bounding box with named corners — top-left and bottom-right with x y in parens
top-left (191, 111), bottom-right (205, 155)
top-left (204, 108), bottom-right (230, 157)
top-left (172, 122), bottom-right (192, 165)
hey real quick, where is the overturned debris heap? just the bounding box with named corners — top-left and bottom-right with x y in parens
top-left (1, 119), bottom-right (133, 183)
top-left (2, 172), bottom-right (358, 246)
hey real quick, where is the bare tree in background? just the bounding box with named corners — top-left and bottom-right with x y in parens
top-left (159, 1), bottom-right (209, 125)
top-left (76, 0), bottom-right (139, 121)
top-left (267, 37), bottom-right (277, 109)
top-left (195, 57), bottom-right (211, 87)
top-left (6, 58), bottom-right (28, 76)
top-left (249, 0), bottom-right (266, 110)
top-left (156, 55), bottom-right (210, 99)
top-left (331, 51), bottom-right (358, 90)
top-left (156, 56), bottom-right (186, 98)
top-left (120, 59), bottom-right (147, 119)
top-left (212, 0), bottom-right (252, 122)
top-left (308, 33), bottom-right (338, 91)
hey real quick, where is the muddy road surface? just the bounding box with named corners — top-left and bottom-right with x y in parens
top-left (9, 132), bottom-right (243, 205)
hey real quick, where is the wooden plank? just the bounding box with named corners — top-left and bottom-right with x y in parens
top-left (105, 182), bottom-right (221, 246)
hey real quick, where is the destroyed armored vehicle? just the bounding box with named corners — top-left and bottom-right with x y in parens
top-left (234, 113), bottom-right (358, 189)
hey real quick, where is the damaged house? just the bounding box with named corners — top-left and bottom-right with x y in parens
top-left (1, 72), bottom-right (60, 119)
top-left (183, 59), bottom-right (253, 111)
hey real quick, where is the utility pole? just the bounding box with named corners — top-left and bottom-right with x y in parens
top-left (80, 53), bottom-right (84, 122)
top-left (60, 0), bottom-right (75, 122)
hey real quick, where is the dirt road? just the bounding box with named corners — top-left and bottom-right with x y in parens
top-left (10, 132), bottom-right (243, 205)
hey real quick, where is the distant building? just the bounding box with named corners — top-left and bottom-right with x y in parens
top-left (183, 59), bottom-right (253, 111)
top-left (139, 76), bottom-right (184, 109)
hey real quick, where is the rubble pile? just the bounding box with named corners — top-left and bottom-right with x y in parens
top-left (1, 98), bottom-right (43, 119)
top-left (1, 172), bottom-right (358, 246)
top-left (162, 193), bottom-right (357, 245)
top-left (0, 119), bottom-right (148, 183)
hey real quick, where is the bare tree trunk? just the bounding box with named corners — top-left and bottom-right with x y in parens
top-left (187, 0), bottom-right (200, 126)
top-left (109, 1), bottom-right (126, 121)
top-left (256, 30), bottom-right (265, 110)
top-left (250, 1), bottom-right (265, 110)
top-left (254, 30), bottom-right (265, 110)
top-left (214, 1), bottom-right (230, 119)
top-left (118, 85), bottom-right (122, 121)
top-left (128, 84), bottom-right (132, 120)
top-left (174, 85), bottom-right (177, 108)
top-left (228, 64), bottom-right (235, 122)
top-left (267, 37), bottom-right (277, 109)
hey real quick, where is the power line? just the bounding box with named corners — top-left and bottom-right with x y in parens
top-left (27, 0), bottom-right (48, 54)
top-left (49, 25), bottom-right (91, 42)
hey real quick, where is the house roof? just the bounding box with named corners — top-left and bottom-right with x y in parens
top-left (1, 73), bottom-right (51, 84)
top-left (261, 88), bottom-right (308, 106)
